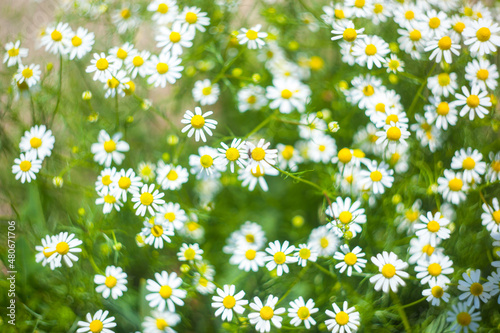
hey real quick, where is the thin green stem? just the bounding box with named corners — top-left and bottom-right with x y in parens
top-left (277, 265), bottom-right (309, 305)
top-left (243, 110), bottom-right (278, 140)
top-left (115, 93), bottom-right (119, 131)
top-left (50, 54), bottom-right (63, 127)
top-left (313, 262), bottom-right (336, 279)
top-left (390, 292), bottom-right (412, 333)
top-left (407, 62), bottom-right (436, 117)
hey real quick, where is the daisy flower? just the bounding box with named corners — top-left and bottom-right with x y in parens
top-left (428, 72), bottom-right (458, 98)
top-left (370, 1), bottom-right (391, 24)
top-left (264, 240), bottom-right (297, 276)
top-left (181, 106), bottom-right (217, 142)
top-left (308, 226), bottom-right (339, 257)
top-left (238, 163), bottom-right (279, 192)
top-left (415, 253), bottom-right (454, 285)
top-left (142, 310), bottom-right (180, 333)
top-left (321, 3), bottom-right (352, 24)
top-left (425, 35), bottom-right (460, 64)
top-left (246, 138), bottom-right (278, 173)
top-left (41, 22), bottom-right (71, 55)
top-left (450, 148), bottom-right (486, 183)
top-left (464, 58), bottom-right (498, 92)
top-left (266, 77), bottom-right (311, 114)
top-left (375, 122), bottom-right (410, 153)
top-left (212, 285), bottom-right (248, 322)
top-left (216, 138), bottom-right (248, 173)
top-left (192, 79), bottom-right (220, 106)
top-left (146, 53), bottom-right (183, 88)
top-left (326, 197), bottom-right (366, 238)
top-left (46, 232), bottom-right (82, 268)
top-left (396, 200), bottom-right (422, 234)
top-left (3, 40), bottom-right (28, 67)
top-left (397, 23), bottom-right (426, 60)
top-left (145, 271), bottom-right (187, 312)
top-left (415, 211), bottom-right (451, 247)
top-left (458, 269), bottom-right (492, 309)
top-left (307, 133), bottom-right (337, 164)
top-left (176, 6), bottom-right (210, 32)
top-left (112, 6), bottom-right (141, 35)
top-left (126, 49), bottom-right (150, 78)
top-left (446, 302), bottom-right (481, 333)
top-left (383, 54), bottom-right (404, 73)
top-left (408, 237), bottom-right (441, 264)
top-left (288, 297), bottom-right (318, 329)
top-left (359, 160), bottom-right (394, 195)
top-left (324, 301), bottom-right (360, 333)
top-left (421, 10), bottom-right (451, 38)
top-left (177, 243), bottom-right (203, 262)
top-left (237, 24), bottom-right (268, 49)
top-left (393, 3), bottom-right (422, 28)
top-left (437, 170), bottom-right (468, 205)
top-left (298, 113), bottom-right (327, 140)
top-left (193, 272), bottom-right (215, 295)
top-left (131, 184), bottom-right (165, 216)
top-left (95, 191), bottom-right (123, 214)
top-left (147, 0), bottom-right (179, 24)
top-left (94, 266), bottom-right (128, 300)
top-left (277, 143), bottom-right (303, 172)
top-left (156, 202), bottom-right (187, 231)
top-left (347, 74), bottom-right (383, 109)
top-left (370, 251), bottom-right (409, 293)
top-left (12, 153), bottom-right (42, 184)
top-left (224, 221), bottom-right (267, 253)
top-left (424, 97), bottom-right (457, 130)
top-left (422, 280), bottom-right (450, 306)
top-left (334, 245), bottom-right (367, 276)
top-left (66, 27), bottom-right (94, 60)
top-left (237, 84), bottom-right (268, 112)
top-left (248, 295), bottom-right (285, 332)
top-left (463, 18), bottom-right (500, 56)
top-left (76, 310), bottom-right (116, 333)
top-left (15, 63), bottom-right (41, 87)
top-left (156, 22), bottom-right (195, 56)
top-left (35, 235), bottom-right (60, 270)
top-left (95, 167), bottom-right (117, 195)
top-left (189, 146), bottom-right (222, 178)
top-left (291, 243), bottom-right (316, 267)
top-left (141, 218), bottom-right (174, 249)
top-left (157, 163), bottom-right (189, 190)
top-left (453, 85), bottom-right (491, 120)
top-left (486, 152), bottom-right (500, 182)
top-left (230, 247), bottom-right (266, 272)
top-left (482, 198), bottom-right (500, 235)
top-left (91, 130), bottom-right (130, 167)
top-left (112, 168), bottom-right (143, 202)
top-left (345, 0), bottom-right (373, 18)
top-left (19, 125), bottom-right (55, 160)
top-left (484, 269), bottom-right (500, 304)
top-left (138, 161), bottom-right (156, 182)
top-left (352, 35), bottom-right (390, 70)
top-left (86, 52), bottom-right (119, 82)
top-left (103, 70), bottom-right (130, 99)
top-left (330, 20), bottom-right (365, 43)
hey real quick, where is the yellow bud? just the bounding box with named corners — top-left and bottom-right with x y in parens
top-left (344, 230), bottom-right (353, 240)
top-left (82, 91), bottom-right (92, 100)
top-left (392, 194), bottom-right (402, 205)
top-left (72, 146), bottom-right (79, 154)
top-left (288, 40), bottom-right (299, 51)
top-left (232, 68), bottom-right (243, 77)
top-left (316, 111), bottom-right (324, 119)
top-left (167, 135), bottom-right (179, 145)
top-left (126, 116), bottom-right (134, 123)
top-left (389, 42), bottom-right (399, 53)
top-left (252, 74), bottom-right (261, 83)
top-left (88, 112), bottom-right (99, 122)
top-left (141, 99), bottom-right (152, 110)
top-left (389, 74), bottom-right (399, 84)
top-left (162, 152), bottom-right (170, 161)
top-left (292, 215), bottom-right (304, 228)
top-left (186, 66), bottom-right (197, 77)
top-left (113, 242), bottom-right (122, 251)
top-left (52, 176), bottom-right (64, 188)
top-left (78, 208), bottom-right (85, 216)
top-left (338, 80), bottom-right (348, 90)
top-left (46, 62), bottom-right (54, 71)
top-left (180, 264), bottom-right (190, 273)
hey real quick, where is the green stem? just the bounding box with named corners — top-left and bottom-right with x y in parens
top-left (313, 262), bottom-right (336, 279)
top-left (390, 292), bottom-right (412, 333)
top-left (277, 265), bottom-right (309, 305)
top-left (243, 109), bottom-right (278, 140)
top-left (407, 62), bottom-right (436, 117)
top-left (115, 93), bottom-right (119, 131)
top-left (50, 54), bottom-right (63, 127)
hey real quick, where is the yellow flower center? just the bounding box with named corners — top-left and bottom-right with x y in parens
top-left (169, 31), bottom-right (181, 43)
top-left (157, 3), bottom-right (169, 14)
top-left (184, 248), bottom-right (196, 260)
top-left (225, 147), bottom-right (240, 161)
top-left (281, 89), bottom-right (293, 99)
top-left (252, 147), bottom-right (266, 161)
top-left (8, 48), bottom-right (19, 57)
top-left (156, 62), bottom-right (169, 74)
top-left (299, 248), bottom-right (311, 260)
top-left (101, 175), bottom-right (112, 186)
top-left (117, 176), bottom-right (131, 189)
top-left (245, 249), bottom-right (257, 260)
top-left (492, 210), bottom-right (500, 224)
top-left (190, 115), bottom-right (205, 129)
top-left (124, 81), bottom-right (135, 95)
top-left (297, 306), bottom-right (310, 320)
top-left (365, 44), bottom-right (377, 56)
top-left (338, 148), bottom-right (352, 164)
top-left (246, 30), bottom-right (258, 40)
top-left (386, 127), bottom-right (401, 141)
top-left (428, 263), bottom-right (442, 276)
top-left (343, 28), bottom-right (357, 42)
top-left (51, 30), bottom-right (62, 41)
top-left (20, 160), bottom-right (32, 172)
top-left (43, 247), bottom-right (56, 258)
top-left (260, 306), bottom-right (274, 320)
top-left (437, 73), bottom-right (450, 86)
top-left (200, 155), bottom-right (214, 168)
top-left (406, 210), bottom-right (419, 222)
top-left (422, 244), bottom-right (435, 256)
top-left (335, 311), bottom-right (349, 325)
top-left (438, 36), bottom-right (452, 50)
top-left (320, 237), bottom-right (329, 248)
top-left (202, 86), bottom-right (212, 96)
top-left (454, 22), bottom-right (465, 33)
top-left (427, 220), bottom-right (440, 233)
top-left (247, 95), bottom-right (257, 104)
top-left (464, 7), bottom-right (473, 16)
top-left (374, 3), bottom-right (383, 13)
top-left (370, 170), bottom-right (383, 182)
top-left (431, 285), bottom-right (444, 298)
top-left (436, 102), bottom-right (450, 115)
top-left (470, 282), bottom-right (483, 296)
top-left (22, 68), bottom-right (33, 78)
top-left (96, 58), bottom-right (109, 71)
top-left (448, 177), bottom-right (463, 191)
top-left (405, 10), bottom-right (414, 20)
top-left (116, 48), bottom-right (127, 60)
top-left (167, 170), bottom-right (178, 181)
top-left (151, 225), bottom-right (163, 237)
top-left (223, 295), bottom-right (236, 309)
top-left (159, 285), bottom-right (172, 299)
top-left (334, 9), bottom-right (345, 19)
top-left (385, 114), bottom-right (399, 124)
top-left (251, 165), bottom-right (264, 177)
top-left (476, 27), bottom-right (491, 42)
top-left (429, 17), bottom-right (441, 29)
top-left (407, 30), bottom-right (421, 42)
top-left (354, 0), bottom-right (365, 8)
top-left (273, 251), bottom-right (286, 264)
top-left (105, 276), bottom-right (117, 288)
top-left (29, 137), bottom-right (42, 149)
top-left (89, 320), bottom-right (104, 333)
top-left (462, 157), bottom-right (476, 170)
top-left (56, 241), bottom-right (70, 255)
top-left (339, 211), bottom-right (352, 224)
top-left (281, 145), bottom-right (294, 160)
top-left (140, 192), bottom-right (154, 206)
top-left (103, 140), bottom-right (116, 153)
top-left (133, 56), bottom-right (144, 67)
top-left (309, 56), bottom-right (324, 70)
top-left (362, 85), bottom-right (375, 97)
top-left (187, 221), bottom-right (199, 231)
top-left (476, 69), bottom-right (489, 81)
top-left (492, 161), bottom-right (500, 172)
top-left (466, 95), bottom-right (480, 108)
top-left (381, 263), bottom-right (396, 278)
top-left (456, 312), bottom-right (472, 327)
top-left (156, 319), bottom-right (168, 330)
top-left (162, 212), bottom-right (174, 222)
top-left (344, 252), bottom-right (358, 266)
top-left (121, 8), bottom-right (131, 19)
top-left (107, 77), bottom-right (119, 89)
top-left (185, 12), bottom-right (198, 24)
top-left (71, 36), bottom-right (82, 47)
top-left (104, 195), bottom-right (116, 204)
top-left (318, 145), bottom-right (326, 152)
top-left (388, 59), bottom-right (400, 70)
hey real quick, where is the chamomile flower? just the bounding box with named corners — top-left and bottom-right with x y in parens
top-left (3, 40), bottom-right (28, 67)
top-left (216, 139), bottom-right (248, 173)
top-left (142, 218), bottom-right (174, 249)
top-left (86, 53), bottom-right (119, 82)
top-left (192, 79), bottom-right (220, 106)
top-left (177, 243), bottom-right (203, 262)
top-left (463, 18), bottom-right (500, 56)
top-left (246, 139), bottom-right (278, 173)
top-left (12, 153), bottom-right (42, 184)
top-left (396, 200), bottom-right (422, 234)
top-left (288, 297), bottom-right (318, 329)
top-left (464, 58), bottom-right (498, 91)
top-left (148, 0), bottom-right (179, 25)
top-left (345, 0), bottom-right (373, 18)
top-left (181, 107), bottom-right (217, 142)
top-left (347, 74), bottom-right (383, 109)
top-left (322, 3), bottom-right (352, 24)
top-left (35, 235), bottom-right (60, 270)
top-left (108, 43), bottom-right (134, 67)
top-left (484, 269), bottom-right (500, 304)
top-left (176, 6), bottom-right (210, 32)
top-left (157, 163), bottom-right (189, 191)
top-left (383, 54), bottom-right (404, 73)
top-left (230, 247), bottom-right (266, 272)
top-left (458, 269), bottom-right (492, 309)
top-left (264, 240), bottom-right (297, 276)
top-left (112, 168), bottom-right (143, 202)
top-left (248, 295), bottom-right (285, 332)
top-left (212, 285), bottom-right (248, 322)
top-left (19, 125), bottom-right (55, 160)
top-left (424, 97), bottom-right (458, 130)
top-left (481, 198), bottom-right (500, 235)
top-left (298, 113), bottom-right (327, 140)
top-left (375, 122), bottom-right (410, 153)
top-left (138, 161), bottom-right (156, 182)
top-left (41, 22), bottom-right (72, 55)
top-left (411, 114), bottom-right (442, 153)
top-left (277, 143), bottom-right (303, 172)
top-left (408, 237), bottom-right (441, 264)
top-left (112, 6), bottom-right (141, 35)
top-left (352, 35), bottom-right (390, 70)
top-left (486, 152), bottom-right (500, 182)
top-left (415, 254), bottom-right (454, 285)
top-left (425, 35), bottom-right (461, 64)
top-left (330, 20), bottom-right (365, 43)
top-left (422, 280), bottom-right (450, 306)
top-left (94, 266), bottom-right (128, 300)
top-left (91, 130), bottom-right (129, 167)
top-left (237, 84), bottom-right (268, 112)
top-left (370, 251), bottom-right (409, 293)
top-left (294, 244), bottom-right (318, 267)
top-left (370, 1), bottom-right (391, 24)
top-left (103, 70), bottom-right (129, 98)
top-left (307, 133), bottom-right (337, 164)
top-left (142, 310), bottom-right (180, 333)
top-left (15, 63), bottom-right (41, 87)
top-left (156, 202), bottom-right (187, 231)
top-left (145, 271), bottom-right (187, 312)
top-left (453, 85), bottom-right (491, 120)
top-left (421, 10), bottom-right (451, 38)
top-left (95, 191), bottom-right (123, 214)
top-left (446, 302), bottom-right (481, 333)
top-left (147, 53), bottom-right (183, 87)
top-left (76, 310), bottom-right (116, 333)
top-left (131, 184), bottom-right (165, 216)
top-left (393, 3), bottom-right (422, 29)
top-left (415, 211), bottom-right (451, 247)
top-left (192, 272), bottom-right (215, 295)
top-left (189, 146), bottom-right (222, 178)
top-left (451, 148), bottom-right (486, 183)
top-left (126, 49), bottom-right (150, 78)
top-left (237, 24), bottom-right (268, 49)
top-left (308, 226), bottom-right (339, 257)
top-left (156, 22), bottom-right (195, 57)
top-left (397, 23), bottom-right (426, 60)
top-left (326, 197), bottom-right (366, 238)
top-left (437, 170), bottom-right (468, 205)
top-left (334, 245), bottom-right (367, 276)
top-left (324, 301), bottom-right (360, 333)
top-left (266, 77), bottom-right (311, 114)
top-left (359, 160), bottom-right (394, 194)
top-left (66, 27), bottom-right (94, 60)
top-left (428, 72), bottom-right (458, 98)
top-left (46, 232), bottom-right (82, 268)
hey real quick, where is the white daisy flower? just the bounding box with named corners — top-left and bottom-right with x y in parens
top-left (415, 253), bottom-right (454, 285)
top-left (482, 198), bottom-right (500, 235)
top-left (277, 143), bottom-right (303, 172)
top-left (359, 160), bottom-right (394, 194)
top-left (112, 6), bottom-right (141, 35)
top-left (424, 97), bottom-right (458, 130)
top-left (147, 0), bottom-right (179, 25)
top-left (464, 58), bottom-right (498, 91)
top-left (156, 163), bottom-right (189, 190)
top-left (66, 27), bottom-right (94, 60)
top-left (142, 310), bottom-right (180, 333)
top-left (181, 106), bottom-right (217, 142)
top-left (138, 161), bottom-right (156, 182)
top-left (397, 22), bottom-right (426, 60)
top-left (12, 153), bottom-right (42, 184)
top-left (35, 235), bottom-right (60, 270)
top-left (452, 85), bottom-right (491, 120)
top-left (91, 130), bottom-right (130, 167)
top-left (298, 113), bottom-right (327, 140)
top-left (95, 191), bottom-right (123, 214)
top-left (266, 77), bottom-right (311, 114)
top-left (428, 72), bottom-right (458, 98)
top-left (230, 247), bottom-right (266, 272)
top-left (212, 285), bottom-right (248, 322)
top-left (294, 243), bottom-right (318, 267)
top-left (396, 200), bottom-right (422, 234)
top-left (248, 295), bottom-right (285, 332)
top-left (345, 0), bottom-right (373, 18)
top-left (94, 266), bottom-right (128, 300)
top-left (193, 272), bottom-right (216, 295)
top-left (192, 79), bottom-right (220, 106)
top-left (415, 211), bottom-right (451, 247)
top-left (224, 221), bottom-right (267, 253)
top-left (308, 226), bottom-right (339, 257)
top-left (370, 1), bottom-right (391, 24)
top-left (369, 251), bottom-right (409, 293)
top-left (352, 35), bottom-right (390, 70)
top-left (216, 138), bottom-right (248, 173)
top-left (425, 35), bottom-right (461, 64)
top-left (375, 121), bottom-right (410, 153)
top-left (246, 138), bottom-right (278, 173)
top-left (15, 63), bottom-right (41, 87)
top-left (156, 22), bottom-right (195, 57)
top-left (486, 152), bottom-right (500, 182)
top-left (41, 22), bottom-right (72, 55)
top-left (437, 170), bottom-right (468, 205)
top-left (421, 9), bottom-right (451, 38)
top-left (86, 52), bottom-right (119, 82)
top-left (76, 310), bottom-right (116, 333)
top-left (156, 202), bottom-right (187, 231)
top-left (334, 245), bottom-right (367, 276)
top-left (103, 69), bottom-right (129, 99)
top-left (108, 43), bottom-right (134, 68)
top-left (288, 297), bottom-right (318, 329)
top-left (422, 280), bottom-right (450, 306)
top-left (383, 54), bottom-right (404, 73)
top-left (393, 3), bottom-right (422, 29)
top-left (189, 146), bottom-right (223, 179)
top-left (324, 301), bottom-right (360, 333)
top-left (326, 197), bottom-right (366, 238)
top-left (408, 237), bottom-right (442, 265)
top-left (321, 3), bottom-right (352, 24)
top-left (141, 217), bottom-right (174, 249)
top-left (131, 184), bottom-right (165, 216)
top-left (264, 240), bottom-right (297, 276)
top-left (330, 20), bottom-right (365, 43)
top-left (446, 302), bottom-right (481, 333)
top-left (238, 163), bottom-right (279, 192)
top-left (463, 18), bottom-right (500, 56)
top-left (449, 14), bottom-right (468, 41)
top-left (237, 84), bottom-right (268, 112)
top-left (347, 74), bottom-right (383, 109)
top-left (3, 40), bottom-right (28, 67)
top-left (484, 269), bottom-right (500, 304)
top-left (307, 133), bottom-right (337, 164)
top-left (145, 271), bottom-right (187, 312)
top-left (125, 49), bottom-right (151, 78)
top-left (177, 243), bottom-right (203, 261)
top-left (19, 125), bottom-right (55, 160)
top-left (237, 24), bottom-right (268, 49)
top-left (176, 6), bottom-right (210, 32)
top-left (95, 167), bottom-right (117, 195)
top-left (146, 52), bottom-right (183, 88)
top-left (450, 148), bottom-right (486, 183)
top-left (112, 168), bottom-right (143, 202)
top-left (46, 232), bottom-right (82, 268)
top-left (458, 269), bottom-right (492, 309)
